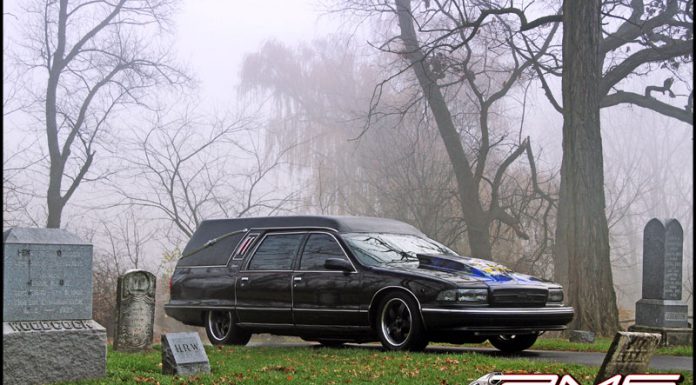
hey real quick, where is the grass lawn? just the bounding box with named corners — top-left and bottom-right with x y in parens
top-left (60, 344), bottom-right (692, 385)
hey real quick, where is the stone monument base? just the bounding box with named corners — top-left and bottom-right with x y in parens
top-left (635, 298), bottom-right (689, 328)
top-left (2, 320), bottom-right (107, 385)
top-left (628, 324), bottom-right (693, 346)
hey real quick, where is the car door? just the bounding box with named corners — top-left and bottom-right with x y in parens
top-left (292, 232), bottom-right (365, 326)
top-left (235, 232), bottom-right (305, 325)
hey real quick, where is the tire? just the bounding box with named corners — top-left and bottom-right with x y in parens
top-left (205, 310), bottom-right (251, 346)
top-left (488, 333), bottom-right (538, 353)
top-left (377, 292), bottom-right (428, 351)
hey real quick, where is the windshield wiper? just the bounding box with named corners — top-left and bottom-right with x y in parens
top-left (399, 251), bottom-right (418, 261)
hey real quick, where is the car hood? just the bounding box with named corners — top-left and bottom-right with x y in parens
top-left (380, 254), bottom-right (555, 287)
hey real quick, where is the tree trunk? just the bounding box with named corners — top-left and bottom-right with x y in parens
top-left (46, 177), bottom-right (65, 229)
top-left (555, 0), bottom-right (619, 335)
top-left (395, 0), bottom-right (492, 259)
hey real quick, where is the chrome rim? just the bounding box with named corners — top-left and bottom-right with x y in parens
top-left (380, 298), bottom-right (412, 347)
top-left (208, 311), bottom-right (232, 341)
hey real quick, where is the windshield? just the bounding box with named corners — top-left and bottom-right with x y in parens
top-left (342, 233), bottom-right (457, 266)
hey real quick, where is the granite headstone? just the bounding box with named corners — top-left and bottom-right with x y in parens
top-left (3, 228), bottom-right (107, 385)
top-left (114, 270), bottom-right (156, 352)
top-left (161, 332), bottom-right (211, 376)
top-left (594, 332), bottom-right (661, 384)
top-left (569, 330), bottom-right (596, 344)
top-left (630, 219), bottom-right (691, 345)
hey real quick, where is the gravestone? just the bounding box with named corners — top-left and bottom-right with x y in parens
top-left (569, 330), bottom-right (595, 344)
top-left (3, 227), bottom-right (107, 385)
top-left (161, 332), bottom-right (211, 376)
top-left (629, 219), bottom-right (692, 345)
top-left (594, 332), bottom-right (661, 384)
top-left (114, 270), bottom-right (156, 352)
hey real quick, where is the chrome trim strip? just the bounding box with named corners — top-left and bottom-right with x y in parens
top-left (165, 304), bottom-right (236, 309)
top-left (177, 265), bottom-right (229, 269)
top-left (420, 307), bottom-right (574, 314)
top-left (237, 323), bottom-right (295, 328)
top-left (236, 306), bottom-right (289, 311)
top-left (293, 308), bottom-right (368, 313)
top-left (164, 304), bottom-right (367, 313)
top-left (294, 324), bottom-right (369, 329)
top-left (248, 226), bottom-right (339, 232)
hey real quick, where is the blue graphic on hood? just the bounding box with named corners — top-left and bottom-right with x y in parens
top-left (416, 254), bottom-right (544, 284)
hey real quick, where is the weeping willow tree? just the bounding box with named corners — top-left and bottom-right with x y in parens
top-left (237, 35), bottom-right (559, 276)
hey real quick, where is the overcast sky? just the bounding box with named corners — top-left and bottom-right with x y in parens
top-left (173, 0), bottom-right (334, 106)
top-left (4, 0), bottom-right (335, 109)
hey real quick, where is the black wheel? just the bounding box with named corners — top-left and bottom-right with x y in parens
top-left (205, 310), bottom-right (251, 346)
top-left (488, 333), bottom-right (538, 352)
top-left (377, 292), bottom-right (428, 351)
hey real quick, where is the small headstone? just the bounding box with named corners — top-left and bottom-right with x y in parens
top-left (114, 270), bottom-right (156, 352)
top-left (568, 330), bottom-right (595, 344)
top-left (3, 228), bottom-right (106, 385)
top-left (162, 332), bottom-right (210, 376)
top-left (594, 332), bottom-right (661, 384)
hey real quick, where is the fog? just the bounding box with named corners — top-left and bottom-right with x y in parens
top-left (3, 0), bottom-right (693, 334)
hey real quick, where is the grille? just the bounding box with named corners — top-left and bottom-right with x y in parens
top-left (490, 288), bottom-right (548, 307)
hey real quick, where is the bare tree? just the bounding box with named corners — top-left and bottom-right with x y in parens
top-left (336, 0), bottom-right (691, 334)
top-left (115, 105), bottom-right (300, 240)
top-left (16, 0), bottom-right (188, 228)
top-left (3, 141), bottom-right (47, 228)
top-left (239, 35), bottom-right (560, 273)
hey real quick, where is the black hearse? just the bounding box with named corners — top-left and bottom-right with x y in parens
top-left (165, 216), bottom-right (574, 351)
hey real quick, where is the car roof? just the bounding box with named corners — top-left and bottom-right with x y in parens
top-left (182, 215), bottom-right (424, 257)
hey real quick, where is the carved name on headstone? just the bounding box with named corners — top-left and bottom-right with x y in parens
top-left (594, 332), bottom-right (661, 384)
top-left (114, 270), bottom-right (156, 352)
top-left (161, 332), bottom-right (210, 376)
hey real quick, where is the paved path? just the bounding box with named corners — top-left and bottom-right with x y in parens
top-left (426, 346), bottom-right (693, 372)
top-left (247, 341), bottom-right (693, 372)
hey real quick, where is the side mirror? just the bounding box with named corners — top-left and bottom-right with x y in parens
top-left (324, 258), bottom-right (353, 272)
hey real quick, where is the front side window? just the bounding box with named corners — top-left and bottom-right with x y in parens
top-left (299, 233), bottom-right (348, 270)
top-left (342, 233), bottom-right (456, 266)
top-left (247, 233), bottom-right (304, 270)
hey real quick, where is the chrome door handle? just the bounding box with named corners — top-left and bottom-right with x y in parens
top-left (293, 277), bottom-right (302, 281)
top-left (240, 277), bottom-right (249, 281)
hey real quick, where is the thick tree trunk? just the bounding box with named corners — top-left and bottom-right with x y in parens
top-left (555, 0), bottom-right (619, 335)
top-left (395, 0), bottom-right (492, 258)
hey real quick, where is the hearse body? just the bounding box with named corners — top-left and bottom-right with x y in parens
top-left (165, 216), bottom-right (574, 351)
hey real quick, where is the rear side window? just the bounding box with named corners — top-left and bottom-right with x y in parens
top-left (177, 232), bottom-right (245, 267)
top-left (247, 233), bottom-right (304, 270)
top-left (299, 233), bottom-right (348, 270)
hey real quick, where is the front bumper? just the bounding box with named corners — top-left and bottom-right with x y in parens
top-left (421, 306), bottom-right (574, 333)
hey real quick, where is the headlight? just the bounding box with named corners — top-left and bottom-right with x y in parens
top-left (437, 288), bottom-right (488, 304)
top-left (548, 288), bottom-right (564, 303)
